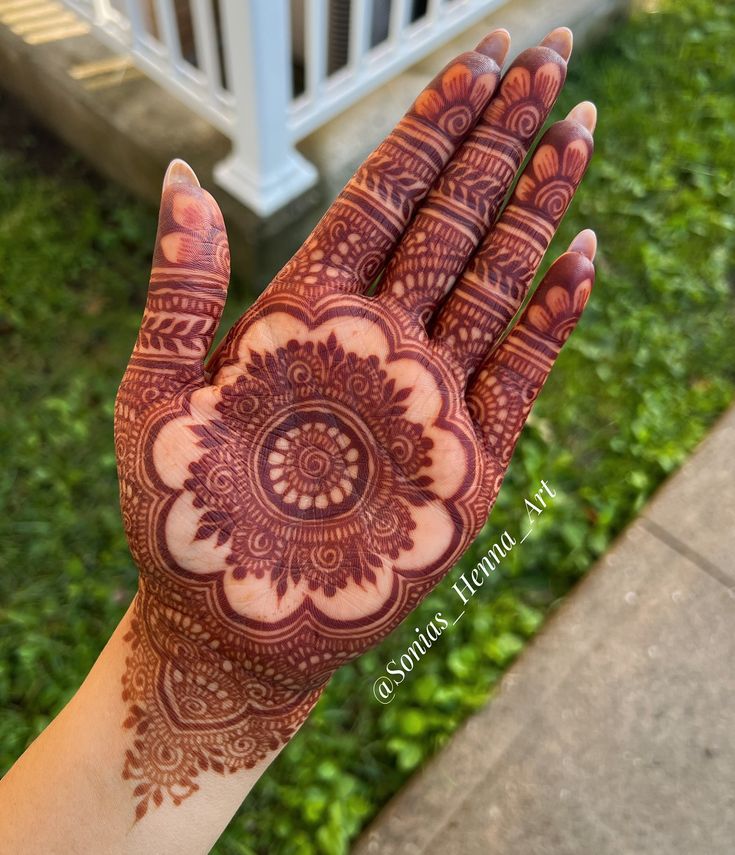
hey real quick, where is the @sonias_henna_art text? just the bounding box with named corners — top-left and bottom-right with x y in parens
top-left (114, 30), bottom-right (596, 819)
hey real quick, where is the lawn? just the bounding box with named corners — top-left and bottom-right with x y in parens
top-left (1, 0), bottom-right (734, 852)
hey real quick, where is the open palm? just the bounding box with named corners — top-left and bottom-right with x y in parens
top-left (114, 28), bottom-right (595, 817)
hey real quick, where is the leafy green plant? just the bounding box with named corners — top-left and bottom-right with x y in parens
top-left (1, 0), bottom-right (733, 851)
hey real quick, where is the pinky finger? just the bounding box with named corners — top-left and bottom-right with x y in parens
top-left (466, 234), bottom-right (596, 467)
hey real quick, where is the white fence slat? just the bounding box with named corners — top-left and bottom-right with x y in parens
top-left (348, 0), bottom-right (371, 69)
top-left (427, 0), bottom-right (443, 21)
top-left (153, 0), bottom-right (181, 64)
top-left (388, 0), bottom-right (411, 43)
top-left (190, 0), bottom-right (223, 93)
top-left (122, 0), bottom-right (145, 48)
top-left (304, 0), bottom-right (327, 100)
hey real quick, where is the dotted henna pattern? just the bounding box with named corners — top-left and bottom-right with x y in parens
top-left (187, 333), bottom-right (439, 598)
top-left (114, 36), bottom-right (595, 820)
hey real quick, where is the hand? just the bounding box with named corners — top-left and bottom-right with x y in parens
top-left (115, 27), bottom-right (595, 818)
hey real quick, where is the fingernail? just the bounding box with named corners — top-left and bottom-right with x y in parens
top-left (566, 101), bottom-right (597, 132)
top-left (541, 26), bottom-right (573, 61)
top-left (163, 158), bottom-right (200, 189)
top-left (475, 28), bottom-right (511, 66)
top-left (568, 229), bottom-right (597, 260)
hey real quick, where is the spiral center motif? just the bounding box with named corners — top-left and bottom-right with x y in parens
top-left (257, 409), bottom-right (370, 520)
top-left (505, 100), bottom-right (541, 136)
top-left (184, 332), bottom-right (438, 599)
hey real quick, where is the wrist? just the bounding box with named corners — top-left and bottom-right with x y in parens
top-left (122, 582), bottom-right (322, 817)
top-left (0, 595), bottom-right (311, 855)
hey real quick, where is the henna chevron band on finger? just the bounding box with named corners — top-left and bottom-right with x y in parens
top-left (273, 51), bottom-right (502, 295)
top-left (127, 183), bottom-right (230, 383)
top-left (467, 250), bottom-right (595, 465)
top-left (378, 46), bottom-right (568, 324)
top-left (432, 120), bottom-right (593, 375)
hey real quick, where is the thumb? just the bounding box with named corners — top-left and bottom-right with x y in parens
top-left (131, 159), bottom-right (230, 377)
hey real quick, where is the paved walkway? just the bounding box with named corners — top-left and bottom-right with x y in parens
top-left (355, 407), bottom-right (735, 855)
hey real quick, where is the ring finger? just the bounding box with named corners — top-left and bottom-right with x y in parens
top-left (376, 28), bottom-right (573, 324)
top-left (432, 102), bottom-right (596, 376)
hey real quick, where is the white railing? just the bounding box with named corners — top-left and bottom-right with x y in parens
top-left (59, 0), bottom-right (508, 216)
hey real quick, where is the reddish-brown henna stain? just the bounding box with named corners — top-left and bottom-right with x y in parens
top-left (115, 39), bottom-right (594, 820)
top-left (188, 333), bottom-right (437, 598)
top-left (432, 121), bottom-right (593, 371)
top-left (378, 47), bottom-right (568, 324)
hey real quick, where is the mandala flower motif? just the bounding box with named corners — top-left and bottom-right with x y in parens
top-left (515, 139), bottom-right (589, 217)
top-left (184, 334), bottom-right (436, 599)
top-left (527, 281), bottom-right (591, 342)
top-left (414, 61), bottom-right (495, 139)
top-left (486, 62), bottom-right (562, 138)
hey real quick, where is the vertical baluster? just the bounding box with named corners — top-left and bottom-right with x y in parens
top-left (305, 0), bottom-right (327, 99)
top-left (154, 0), bottom-right (181, 64)
top-left (388, 0), bottom-right (410, 43)
top-left (427, 0), bottom-right (443, 22)
top-left (190, 0), bottom-right (222, 91)
top-left (213, 0), bottom-right (317, 216)
top-left (123, 0), bottom-right (146, 48)
top-left (348, 0), bottom-right (372, 69)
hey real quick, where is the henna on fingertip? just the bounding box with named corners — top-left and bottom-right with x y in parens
top-left (430, 117), bottom-right (594, 374)
top-left (467, 251), bottom-right (594, 465)
top-left (377, 45), bottom-right (569, 322)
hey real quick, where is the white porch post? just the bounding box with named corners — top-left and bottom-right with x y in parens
top-left (213, 0), bottom-right (318, 217)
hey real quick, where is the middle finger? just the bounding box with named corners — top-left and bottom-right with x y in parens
top-left (376, 28), bottom-right (573, 324)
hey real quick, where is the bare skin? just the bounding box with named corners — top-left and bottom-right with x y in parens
top-left (0, 27), bottom-right (597, 855)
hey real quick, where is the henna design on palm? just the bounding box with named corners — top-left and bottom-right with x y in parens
top-left (114, 28), bottom-right (596, 818)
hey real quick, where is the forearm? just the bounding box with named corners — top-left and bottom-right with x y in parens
top-left (0, 596), bottom-right (280, 855)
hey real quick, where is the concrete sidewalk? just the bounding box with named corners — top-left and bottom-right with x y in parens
top-left (355, 407), bottom-right (735, 855)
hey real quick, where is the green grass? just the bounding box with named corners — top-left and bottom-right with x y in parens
top-left (1, 0), bottom-right (734, 851)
